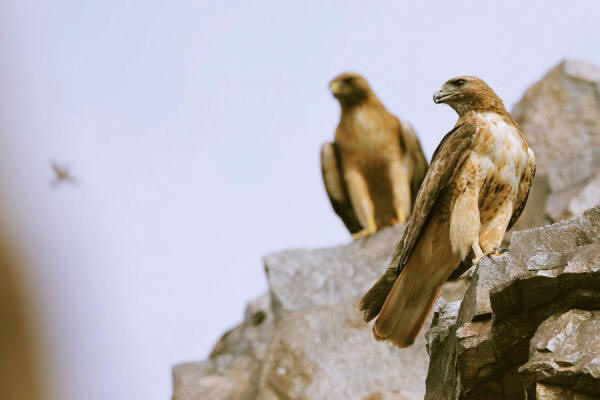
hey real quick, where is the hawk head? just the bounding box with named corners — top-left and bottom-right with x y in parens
top-left (329, 73), bottom-right (373, 107)
top-left (433, 76), bottom-right (505, 116)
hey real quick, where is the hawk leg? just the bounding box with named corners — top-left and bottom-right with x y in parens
top-left (478, 198), bottom-right (514, 259)
top-left (389, 159), bottom-right (411, 224)
top-left (472, 243), bottom-right (484, 264)
top-left (344, 169), bottom-right (377, 239)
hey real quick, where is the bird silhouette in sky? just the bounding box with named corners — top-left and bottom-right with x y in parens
top-left (50, 162), bottom-right (78, 189)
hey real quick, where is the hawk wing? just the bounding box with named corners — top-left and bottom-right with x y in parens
top-left (398, 120), bottom-right (428, 207)
top-left (395, 122), bottom-right (478, 274)
top-left (359, 123), bottom-right (477, 322)
top-left (320, 142), bottom-right (362, 234)
top-left (507, 148), bottom-right (536, 231)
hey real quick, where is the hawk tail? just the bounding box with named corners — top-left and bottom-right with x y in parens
top-left (372, 270), bottom-right (441, 348)
top-left (359, 265), bottom-right (398, 323)
top-left (370, 249), bottom-right (454, 348)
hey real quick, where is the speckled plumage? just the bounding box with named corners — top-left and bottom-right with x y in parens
top-left (360, 76), bottom-right (536, 348)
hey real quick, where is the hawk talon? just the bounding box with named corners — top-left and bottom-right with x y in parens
top-left (352, 227), bottom-right (376, 240)
top-left (490, 247), bottom-right (507, 257)
top-left (396, 210), bottom-right (407, 224)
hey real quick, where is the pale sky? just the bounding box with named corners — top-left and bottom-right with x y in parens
top-left (1, 1), bottom-right (600, 400)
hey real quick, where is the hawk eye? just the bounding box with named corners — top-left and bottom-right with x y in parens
top-left (343, 77), bottom-right (355, 84)
top-left (452, 79), bottom-right (466, 87)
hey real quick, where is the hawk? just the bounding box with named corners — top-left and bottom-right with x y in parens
top-left (359, 76), bottom-right (536, 347)
top-left (321, 73), bottom-right (428, 239)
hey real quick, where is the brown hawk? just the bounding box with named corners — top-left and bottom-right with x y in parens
top-left (321, 73), bottom-right (428, 239)
top-left (359, 76), bottom-right (536, 347)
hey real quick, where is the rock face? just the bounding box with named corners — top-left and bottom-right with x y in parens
top-left (173, 224), bottom-right (468, 400)
top-left (173, 60), bottom-right (600, 400)
top-left (519, 309), bottom-right (600, 396)
top-left (425, 206), bottom-right (600, 400)
top-left (174, 206), bottom-right (600, 400)
top-left (512, 60), bottom-right (600, 230)
top-left (172, 294), bottom-right (274, 400)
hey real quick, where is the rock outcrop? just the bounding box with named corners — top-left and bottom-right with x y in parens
top-left (173, 294), bottom-right (274, 400)
top-left (173, 225), bottom-right (468, 400)
top-left (173, 60), bottom-right (600, 400)
top-left (519, 309), bottom-right (600, 396)
top-left (512, 60), bottom-right (600, 230)
top-left (425, 206), bottom-right (600, 399)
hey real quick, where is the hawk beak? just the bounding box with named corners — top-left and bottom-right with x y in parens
top-left (433, 90), bottom-right (454, 104)
top-left (330, 81), bottom-right (342, 94)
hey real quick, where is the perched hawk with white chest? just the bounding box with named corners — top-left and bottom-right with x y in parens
top-left (321, 73), bottom-right (428, 239)
top-left (359, 76), bottom-right (536, 348)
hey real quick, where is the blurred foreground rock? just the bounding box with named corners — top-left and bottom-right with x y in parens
top-left (512, 59), bottom-right (600, 230)
top-left (173, 224), bottom-right (468, 400)
top-left (425, 206), bottom-right (600, 399)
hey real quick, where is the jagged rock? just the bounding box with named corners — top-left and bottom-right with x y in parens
top-left (546, 147), bottom-right (600, 222)
top-left (512, 60), bottom-right (600, 173)
top-left (208, 294), bottom-right (274, 361)
top-left (174, 224), bottom-right (468, 400)
top-left (256, 225), bottom-right (467, 400)
top-left (568, 171), bottom-right (600, 217)
top-left (263, 224), bottom-right (404, 317)
top-left (172, 356), bottom-right (260, 400)
top-left (172, 294), bottom-right (274, 400)
top-left (425, 206), bottom-right (600, 400)
top-left (256, 300), bottom-right (426, 400)
top-left (512, 60), bottom-right (600, 230)
top-left (533, 383), bottom-right (598, 400)
top-left (519, 309), bottom-right (600, 397)
top-left (424, 299), bottom-right (462, 400)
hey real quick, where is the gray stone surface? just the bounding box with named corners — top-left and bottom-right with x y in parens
top-left (174, 223), bottom-right (468, 400)
top-left (512, 60), bottom-right (600, 174)
top-left (256, 300), bottom-right (426, 400)
top-left (172, 294), bottom-right (274, 400)
top-left (519, 309), bottom-right (600, 397)
top-left (568, 171), bottom-right (600, 216)
top-left (546, 147), bottom-right (600, 222)
top-left (424, 299), bottom-right (462, 400)
top-left (263, 224), bottom-right (404, 317)
top-left (425, 207), bottom-right (600, 400)
top-left (511, 60), bottom-right (600, 230)
top-left (547, 146), bottom-right (600, 193)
